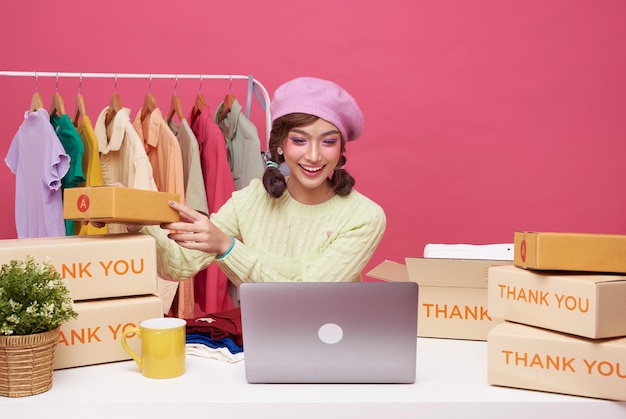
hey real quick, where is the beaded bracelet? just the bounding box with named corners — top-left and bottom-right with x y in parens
top-left (217, 236), bottom-right (236, 259)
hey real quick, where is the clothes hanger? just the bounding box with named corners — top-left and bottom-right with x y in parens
top-left (140, 75), bottom-right (157, 122)
top-left (217, 76), bottom-right (235, 122)
top-left (104, 75), bottom-right (123, 126)
top-left (166, 76), bottom-right (184, 123)
top-left (190, 76), bottom-right (206, 125)
top-left (29, 72), bottom-right (44, 112)
top-left (167, 94), bottom-right (184, 123)
top-left (104, 93), bottom-right (122, 126)
top-left (74, 93), bottom-right (87, 125)
top-left (49, 73), bottom-right (66, 116)
top-left (49, 92), bottom-right (66, 116)
top-left (73, 74), bottom-right (87, 126)
top-left (29, 92), bottom-right (44, 112)
top-left (190, 93), bottom-right (205, 125)
top-left (104, 74), bottom-right (122, 126)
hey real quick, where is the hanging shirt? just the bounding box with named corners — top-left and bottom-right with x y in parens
top-left (94, 107), bottom-right (157, 191)
top-left (93, 106), bottom-right (157, 234)
top-left (133, 106), bottom-right (189, 318)
top-left (74, 115), bottom-right (107, 236)
top-left (167, 118), bottom-right (208, 214)
top-left (5, 109), bottom-right (70, 238)
top-left (50, 112), bottom-right (86, 236)
top-left (189, 105), bottom-right (236, 315)
top-left (132, 107), bottom-right (185, 202)
top-left (214, 98), bottom-right (264, 190)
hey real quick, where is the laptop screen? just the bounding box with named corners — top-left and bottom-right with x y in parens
top-left (240, 281), bottom-right (418, 384)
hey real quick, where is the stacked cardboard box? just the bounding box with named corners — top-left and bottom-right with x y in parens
top-left (487, 231), bottom-right (626, 401)
top-left (0, 234), bottom-right (164, 369)
top-left (367, 257), bottom-right (510, 341)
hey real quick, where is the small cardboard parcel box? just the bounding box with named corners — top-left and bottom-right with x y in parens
top-left (488, 321), bottom-right (626, 401)
top-left (514, 231), bottom-right (626, 274)
top-left (488, 265), bottom-right (626, 339)
top-left (64, 186), bottom-right (180, 225)
top-left (54, 295), bottom-right (164, 370)
top-left (367, 258), bottom-right (509, 340)
top-left (0, 233), bottom-right (158, 301)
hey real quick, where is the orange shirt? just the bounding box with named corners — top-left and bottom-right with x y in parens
top-left (132, 107), bottom-right (185, 203)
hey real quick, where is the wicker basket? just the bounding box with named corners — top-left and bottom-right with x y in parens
top-left (0, 328), bottom-right (60, 398)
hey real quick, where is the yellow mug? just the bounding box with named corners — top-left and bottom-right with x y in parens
top-left (121, 317), bottom-right (186, 379)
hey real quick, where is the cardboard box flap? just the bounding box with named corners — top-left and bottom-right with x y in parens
top-left (405, 257), bottom-right (510, 288)
top-left (365, 260), bottom-right (409, 282)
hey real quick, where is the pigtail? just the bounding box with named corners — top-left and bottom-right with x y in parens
top-left (329, 155), bottom-right (355, 196)
top-left (263, 159), bottom-right (287, 198)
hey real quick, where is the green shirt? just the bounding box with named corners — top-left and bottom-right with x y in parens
top-left (50, 113), bottom-right (86, 236)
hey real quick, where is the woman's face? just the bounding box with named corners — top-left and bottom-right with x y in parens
top-left (281, 118), bottom-right (342, 204)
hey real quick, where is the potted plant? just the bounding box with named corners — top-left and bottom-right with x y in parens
top-left (0, 255), bottom-right (78, 397)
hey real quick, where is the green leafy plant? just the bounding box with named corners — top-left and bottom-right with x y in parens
top-left (0, 256), bottom-right (78, 336)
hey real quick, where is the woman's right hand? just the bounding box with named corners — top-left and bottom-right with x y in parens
top-left (161, 200), bottom-right (233, 255)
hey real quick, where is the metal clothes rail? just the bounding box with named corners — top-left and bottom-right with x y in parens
top-left (0, 70), bottom-right (272, 142)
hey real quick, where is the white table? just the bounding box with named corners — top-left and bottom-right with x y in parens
top-left (2, 338), bottom-right (625, 419)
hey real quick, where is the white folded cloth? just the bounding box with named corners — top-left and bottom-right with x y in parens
top-left (186, 344), bottom-right (245, 363)
top-left (423, 243), bottom-right (514, 261)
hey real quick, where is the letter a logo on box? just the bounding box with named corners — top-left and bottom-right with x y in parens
top-left (77, 194), bottom-right (90, 213)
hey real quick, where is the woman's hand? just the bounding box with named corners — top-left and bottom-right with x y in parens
top-left (161, 200), bottom-right (233, 255)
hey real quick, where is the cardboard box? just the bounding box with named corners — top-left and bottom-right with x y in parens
top-left (488, 321), bottom-right (626, 401)
top-left (488, 265), bottom-right (626, 339)
top-left (514, 231), bottom-right (626, 274)
top-left (64, 186), bottom-right (180, 225)
top-left (54, 295), bottom-right (164, 370)
top-left (0, 234), bottom-right (158, 301)
top-left (366, 258), bottom-right (510, 340)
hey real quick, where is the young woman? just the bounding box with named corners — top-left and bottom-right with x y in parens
top-left (141, 77), bottom-right (386, 286)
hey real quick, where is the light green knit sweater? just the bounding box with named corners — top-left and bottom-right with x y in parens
top-left (143, 179), bottom-right (386, 287)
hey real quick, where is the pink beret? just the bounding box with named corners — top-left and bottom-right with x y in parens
top-left (270, 77), bottom-right (364, 141)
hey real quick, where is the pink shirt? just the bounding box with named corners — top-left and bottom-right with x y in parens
top-left (190, 105), bottom-right (235, 212)
top-left (189, 105), bottom-right (236, 315)
top-left (5, 109), bottom-right (70, 238)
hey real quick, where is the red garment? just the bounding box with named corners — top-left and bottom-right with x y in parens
top-left (185, 307), bottom-right (242, 347)
top-left (189, 105), bottom-right (236, 316)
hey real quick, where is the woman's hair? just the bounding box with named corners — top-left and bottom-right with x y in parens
top-left (262, 113), bottom-right (355, 198)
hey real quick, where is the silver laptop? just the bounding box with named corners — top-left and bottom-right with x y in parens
top-left (239, 281), bottom-right (418, 384)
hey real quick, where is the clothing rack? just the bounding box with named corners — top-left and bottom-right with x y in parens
top-left (0, 70), bottom-right (272, 142)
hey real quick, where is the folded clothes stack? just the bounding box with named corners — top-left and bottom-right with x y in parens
top-left (185, 307), bottom-right (244, 363)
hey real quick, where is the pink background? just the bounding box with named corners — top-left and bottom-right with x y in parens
top-left (0, 0), bottom-right (625, 275)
